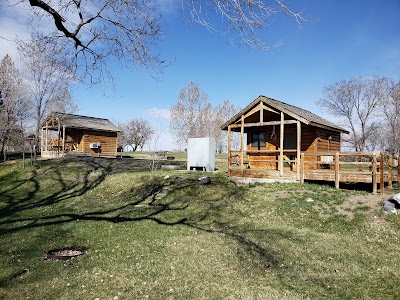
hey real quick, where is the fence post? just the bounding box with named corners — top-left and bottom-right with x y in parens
top-left (300, 153), bottom-right (304, 184)
top-left (335, 152), bottom-right (340, 189)
top-left (372, 153), bottom-right (377, 195)
top-left (388, 154), bottom-right (393, 189)
top-left (380, 152), bottom-right (384, 194)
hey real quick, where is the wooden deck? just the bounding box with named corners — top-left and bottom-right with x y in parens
top-left (230, 169), bottom-right (297, 181)
top-left (228, 151), bottom-right (400, 194)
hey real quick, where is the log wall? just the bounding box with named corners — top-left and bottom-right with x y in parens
top-left (243, 124), bottom-right (340, 170)
top-left (81, 130), bottom-right (118, 157)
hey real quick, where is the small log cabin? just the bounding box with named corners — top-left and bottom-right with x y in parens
top-left (41, 112), bottom-right (121, 158)
top-left (220, 96), bottom-right (349, 181)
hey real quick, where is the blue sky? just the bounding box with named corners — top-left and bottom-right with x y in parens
top-left (1, 0), bottom-right (400, 149)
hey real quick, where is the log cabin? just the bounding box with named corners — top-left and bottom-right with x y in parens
top-left (220, 96), bottom-right (349, 182)
top-left (41, 112), bottom-right (121, 158)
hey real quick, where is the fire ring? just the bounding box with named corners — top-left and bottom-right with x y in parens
top-left (44, 246), bottom-right (87, 261)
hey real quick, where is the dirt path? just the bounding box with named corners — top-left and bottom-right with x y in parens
top-left (337, 191), bottom-right (395, 220)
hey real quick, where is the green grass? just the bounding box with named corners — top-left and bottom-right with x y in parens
top-left (1, 156), bottom-right (400, 299)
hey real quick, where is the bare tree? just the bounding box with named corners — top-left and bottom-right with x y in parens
top-left (7, 1), bottom-right (308, 81)
top-left (0, 54), bottom-right (29, 162)
top-left (170, 82), bottom-right (210, 148)
top-left (17, 34), bottom-right (77, 150)
top-left (146, 114), bottom-right (166, 177)
top-left (318, 76), bottom-right (392, 151)
top-left (382, 81), bottom-right (400, 154)
top-left (211, 99), bottom-right (239, 153)
top-left (119, 118), bottom-right (153, 151)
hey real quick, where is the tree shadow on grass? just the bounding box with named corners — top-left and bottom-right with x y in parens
top-left (0, 157), bottom-right (112, 219)
top-left (0, 156), bottom-right (307, 292)
top-left (0, 156), bottom-right (186, 218)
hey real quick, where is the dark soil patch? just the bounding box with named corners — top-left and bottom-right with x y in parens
top-left (44, 246), bottom-right (86, 261)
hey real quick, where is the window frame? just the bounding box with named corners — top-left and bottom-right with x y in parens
top-left (251, 130), bottom-right (267, 149)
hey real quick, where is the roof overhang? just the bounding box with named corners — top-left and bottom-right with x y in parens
top-left (220, 96), bottom-right (349, 134)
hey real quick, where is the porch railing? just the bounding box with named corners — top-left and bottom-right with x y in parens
top-left (228, 150), bottom-right (399, 194)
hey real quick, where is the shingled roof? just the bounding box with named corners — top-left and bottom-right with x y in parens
top-left (221, 95), bottom-right (349, 133)
top-left (47, 112), bottom-right (121, 132)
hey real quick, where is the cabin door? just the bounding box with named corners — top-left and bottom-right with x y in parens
top-left (75, 133), bottom-right (84, 152)
top-left (284, 127), bottom-right (297, 170)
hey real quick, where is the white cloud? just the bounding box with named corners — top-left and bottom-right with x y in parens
top-left (145, 107), bottom-right (171, 120)
top-left (0, 4), bottom-right (31, 60)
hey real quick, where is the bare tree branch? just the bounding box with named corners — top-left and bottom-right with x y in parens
top-left (318, 76), bottom-right (392, 151)
top-left (8, 0), bottom-right (310, 84)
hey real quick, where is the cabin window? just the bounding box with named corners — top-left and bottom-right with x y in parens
top-left (251, 131), bottom-right (266, 148)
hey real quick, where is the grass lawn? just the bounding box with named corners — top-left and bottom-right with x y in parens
top-left (1, 154), bottom-right (400, 299)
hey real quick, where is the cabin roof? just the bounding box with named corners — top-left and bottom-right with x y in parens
top-left (45, 112), bottom-right (121, 132)
top-left (220, 95), bottom-right (349, 133)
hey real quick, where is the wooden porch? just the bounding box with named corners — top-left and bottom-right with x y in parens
top-left (228, 150), bottom-right (400, 194)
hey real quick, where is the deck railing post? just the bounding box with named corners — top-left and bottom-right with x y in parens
top-left (388, 154), bottom-right (393, 189)
top-left (372, 153), bottom-right (377, 195)
top-left (380, 152), bottom-right (384, 194)
top-left (227, 125), bottom-right (231, 176)
top-left (335, 152), bottom-right (340, 189)
top-left (300, 153), bottom-right (305, 184)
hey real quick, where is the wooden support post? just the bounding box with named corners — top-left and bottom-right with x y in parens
top-left (388, 154), bottom-right (393, 189)
top-left (240, 115), bottom-right (244, 171)
top-left (45, 121), bottom-right (48, 152)
top-left (380, 152), bottom-right (384, 194)
top-left (397, 156), bottom-right (400, 184)
top-left (62, 126), bottom-right (66, 156)
top-left (300, 153), bottom-right (305, 184)
top-left (57, 121), bottom-right (61, 157)
top-left (372, 153), bottom-right (377, 195)
top-left (279, 112), bottom-right (284, 176)
top-left (260, 101), bottom-right (264, 123)
top-left (40, 127), bottom-right (44, 153)
top-left (296, 121), bottom-right (301, 181)
top-left (116, 132), bottom-right (119, 157)
top-left (227, 125), bottom-right (231, 176)
top-left (335, 152), bottom-right (340, 189)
